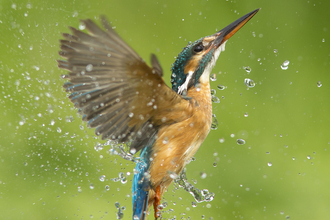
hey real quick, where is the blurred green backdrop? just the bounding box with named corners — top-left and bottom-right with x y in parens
top-left (1, 0), bottom-right (330, 219)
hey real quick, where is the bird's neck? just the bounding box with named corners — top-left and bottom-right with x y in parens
top-left (187, 80), bottom-right (212, 112)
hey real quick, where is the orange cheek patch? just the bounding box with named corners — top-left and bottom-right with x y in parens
top-left (183, 55), bottom-right (202, 74)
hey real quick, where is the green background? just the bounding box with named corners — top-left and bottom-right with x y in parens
top-left (1, 0), bottom-right (329, 219)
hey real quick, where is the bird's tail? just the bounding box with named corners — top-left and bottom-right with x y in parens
top-left (132, 147), bottom-right (151, 220)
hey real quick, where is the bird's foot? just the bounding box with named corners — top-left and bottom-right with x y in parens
top-left (153, 185), bottom-right (162, 219)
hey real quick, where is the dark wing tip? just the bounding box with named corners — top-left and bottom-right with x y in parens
top-left (150, 54), bottom-right (163, 77)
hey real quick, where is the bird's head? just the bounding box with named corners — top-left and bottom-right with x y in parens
top-left (171, 9), bottom-right (259, 94)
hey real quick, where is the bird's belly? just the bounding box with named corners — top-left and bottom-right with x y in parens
top-left (149, 112), bottom-right (211, 189)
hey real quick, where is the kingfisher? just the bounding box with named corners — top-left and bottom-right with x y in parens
top-left (58, 9), bottom-right (259, 220)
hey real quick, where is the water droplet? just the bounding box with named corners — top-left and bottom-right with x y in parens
top-left (307, 155), bottom-right (311, 160)
top-left (273, 49), bottom-right (278, 53)
top-left (94, 144), bottom-right (103, 151)
top-left (237, 139), bottom-right (245, 145)
top-left (211, 95), bottom-right (220, 103)
top-left (210, 89), bottom-right (216, 95)
top-left (211, 114), bottom-right (218, 130)
top-left (213, 162), bottom-right (217, 167)
top-left (86, 64), bottom-right (93, 71)
top-left (162, 137), bottom-right (169, 144)
top-left (217, 84), bottom-right (226, 90)
top-left (210, 73), bottom-right (217, 81)
top-left (11, 3), bottom-right (17, 10)
top-left (200, 172), bottom-right (207, 179)
top-left (105, 185), bottom-right (110, 191)
top-left (128, 112), bottom-right (134, 117)
top-left (78, 186), bottom-right (82, 193)
top-left (79, 22), bottom-right (86, 30)
top-left (219, 138), bottom-right (225, 143)
top-left (169, 172), bottom-right (178, 180)
top-left (72, 11), bottom-right (78, 17)
top-left (244, 78), bottom-right (255, 88)
top-left (121, 177), bottom-right (127, 184)
top-left (99, 175), bottom-right (106, 182)
top-left (281, 60), bottom-right (290, 70)
top-left (292, 157), bottom-right (295, 160)
top-left (230, 133), bottom-right (235, 138)
top-left (317, 81), bottom-right (322, 87)
top-left (244, 112), bottom-right (248, 117)
top-left (130, 148), bottom-right (136, 154)
top-left (89, 184), bottom-right (94, 190)
top-left (192, 202), bottom-right (197, 207)
top-left (57, 127), bottom-right (62, 133)
top-left (267, 162), bottom-right (272, 167)
top-left (322, 38), bottom-right (325, 42)
top-left (243, 66), bottom-right (251, 73)
top-left (118, 172), bottom-right (124, 179)
top-left (26, 3), bottom-right (32, 9)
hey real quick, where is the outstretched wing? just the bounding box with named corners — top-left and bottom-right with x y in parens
top-left (58, 17), bottom-right (192, 152)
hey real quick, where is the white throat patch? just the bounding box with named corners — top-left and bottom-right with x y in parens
top-left (178, 70), bottom-right (194, 95)
top-left (199, 40), bottom-right (227, 84)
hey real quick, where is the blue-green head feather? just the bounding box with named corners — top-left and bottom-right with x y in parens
top-left (171, 39), bottom-right (201, 93)
top-left (170, 35), bottom-right (224, 95)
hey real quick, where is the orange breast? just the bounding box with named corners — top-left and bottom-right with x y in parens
top-left (148, 81), bottom-right (212, 190)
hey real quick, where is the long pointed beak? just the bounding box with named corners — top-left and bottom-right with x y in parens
top-left (213, 8), bottom-right (260, 47)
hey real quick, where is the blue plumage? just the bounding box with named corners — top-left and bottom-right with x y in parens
top-left (132, 139), bottom-right (154, 219)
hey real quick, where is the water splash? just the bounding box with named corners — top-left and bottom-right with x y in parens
top-left (174, 168), bottom-right (215, 203)
top-left (107, 141), bottom-right (139, 163)
top-left (115, 202), bottom-right (124, 219)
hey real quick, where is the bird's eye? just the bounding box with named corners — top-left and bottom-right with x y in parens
top-left (193, 44), bottom-right (204, 53)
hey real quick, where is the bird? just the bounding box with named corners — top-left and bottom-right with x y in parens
top-left (57, 8), bottom-right (259, 220)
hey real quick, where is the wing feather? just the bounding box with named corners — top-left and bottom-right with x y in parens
top-left (58, 17), bottom-right (192, 153)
